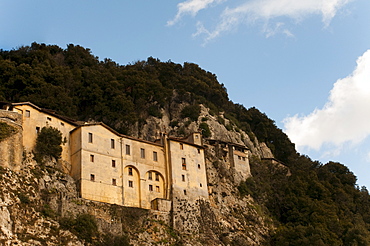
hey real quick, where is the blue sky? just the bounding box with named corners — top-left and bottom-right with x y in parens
top-left (1, 0), bottom-right (370, 187)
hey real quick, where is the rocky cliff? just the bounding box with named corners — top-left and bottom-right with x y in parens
top-left (0, 103), bottom-right (275, 245)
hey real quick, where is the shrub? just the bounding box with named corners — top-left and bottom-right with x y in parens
top-left (0, 122), bottom-right (17, 142)
top-left (60, 213), bottom-right (98, 243)
top-left (35, 126), bottom-right (63, 160)
top-left (181, 104), bottom-right (200, 121)
top-left (199, 123), bottom-right (211, 138)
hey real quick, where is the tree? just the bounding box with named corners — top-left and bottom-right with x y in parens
top-left (35, 126), bottom-right (63, 160)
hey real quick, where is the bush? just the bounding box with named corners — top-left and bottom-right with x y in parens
top-left (181, 104), bottom-right (200, 121)
top-left (0, 122), bottom-right (17, 142)
top-left (35, 126), bottom-right (63, 160)
top-left (60, 213), bottom-right (98, 243)
top-left (199, 123), bottom-right (211, 138)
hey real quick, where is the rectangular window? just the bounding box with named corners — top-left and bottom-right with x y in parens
top-left (182, 175), bottom-right (185, 182)
top-left (112, 179), bottom-right (117, 186)
top-left (128, 180), bottom-right (133, 187)
top-left (36, 127), bottom-right (40, 134)
top-left (242, 157), bottom-right (246, 161)
top-left (25, 110), bottom-right (30, 117)
top-left (126, 144), bottom-right (130, 155)
top-left (149, 184), bottom-right (153, 191)
top-left (88, 133), bottom-right (93, 143)
top-left (198, 149), bottom-right (201, 154)
top-left (198, 164), bottom-right (201, 169)
top-left (112, 160), bottom-right (116, 168)
top-left (148, 172), bottom-right (152, 180)
top-left (155, 173), bottom-right (159, 181)
top-left (153, 151), bottom-right (158, 162)
top-left (180, 143), bottom-right (183, 150)
top-left (90, 155), bottom-right (94, 162)
top-left (156, 186), bottom-right (160, 192)
top-left (140, 148), bottom-right (145, 159)
top-left (128, 167), bottom-right (133, 176)
top-left (111, 139), bottom-right (115, 149)
top-left (182, 158), bottom-right (186, 170)
top-left (47, 117), bottom-right (52, 121)
top-left (61, 122), bottom-right (64, 126)
top-left (90, 174), bottom-right (95, 181)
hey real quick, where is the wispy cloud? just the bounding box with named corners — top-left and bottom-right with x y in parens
top-left (167, 0), bottom-right (225, 26)
top-left (284, 50), bottom-right (370, 154)
top-left (169, 0), bottom-right (352, 41)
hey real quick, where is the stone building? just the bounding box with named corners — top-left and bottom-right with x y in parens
top-left (1, 102), bottom-right (218, 211)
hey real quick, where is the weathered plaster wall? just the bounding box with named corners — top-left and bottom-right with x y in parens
top-left (0, 110), bottom-right (23, 170)
top-left (12, 104), bottom-right (75, 162)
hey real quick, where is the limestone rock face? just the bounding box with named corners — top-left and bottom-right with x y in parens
top-left (0, 101), bottom-right (276, 245)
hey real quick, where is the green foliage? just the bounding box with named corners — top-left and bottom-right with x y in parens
top-left (17, 192), bottom-right (30, 204)
top-left (245, 156), bottom-right (370, 245)
top-left (170, 120), bottom-right (179, 128)
top-left (35, 126), bottom-right (62, 160)
top-left (60, 214), bottom-right (98, 243)
top-left (181, 104), bottom-right (200, 121)
top-left (199, 123), bottom-right (211, 138)
top-left (147, 105), bottom-right (162, 118)
top-left (0, 122), bottom-right (17, 141)
top-left (100, 233), bottom-right (131, 246)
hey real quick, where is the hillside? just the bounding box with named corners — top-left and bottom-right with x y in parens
top-left (1, 43), bottom-right (370, 245)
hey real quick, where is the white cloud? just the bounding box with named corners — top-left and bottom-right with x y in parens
top-left (169, 0), bottom-right (352, 41)
top-left (284, 50), bottom-right (370, 153)
top-left (167, 0), bottom-right (225, 26)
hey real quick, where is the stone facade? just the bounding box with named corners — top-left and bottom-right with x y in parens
top-left (1, 102), bottom-right (251, 213)
top-left (0, 109), bottom-right (23, 170)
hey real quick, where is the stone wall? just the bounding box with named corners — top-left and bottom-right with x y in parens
top-left (0, 110), bottom-right (23, 170)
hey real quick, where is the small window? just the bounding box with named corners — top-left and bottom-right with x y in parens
top-left (90, 174), bottom-right (95, 181)
top-left (242, 157), bottom-right (246, 161)
top-left (195, 135), bottom-right (199, 139)
top-left (200, 183), bottom-right (202, 187)
top-left (182, 175), bottom-right (185, 182)
top-left (90, 155), bottom-right (94, 162)
top-left (180, 143), bottom-right (183, 150)
top-left (61, 122), bottom-right (64, 126)
top-left (88, 133), bottom-right (93, 143)
top-left (149, 184), bottom-right (153, 191)
top-left (47, 117), bottom-right (52, 121)
top-left (182, 158), bottom-right (186, 170)
top-left (183, 190), bottom-right (187, 195)
top-left (126, 145), bottom-right (130, 155)
top-left (25, 110), bottom-right (30, 117)
top-left (153, 151), bottom-right (158, 162)
top-left (140, 148), bottom-right (145, 159)
top-left (155, 173), bottom-right (159, 181)
top-left (128, 167), bottom-right (133, 176)
top-left (148, 171), bottom-right (152, 180)
top-left (112, 179), bottom-right (117, 186)
top-left (111, 139), bottom-right (115, 149)
top-left (128, 180), bottom-right (133, 187)
top-left (198, 164), bottom-right (201, 169)
top-left (198, 149), bottom-right (201, 154)
top-left (112, 160), bottom-right (116, 168)
top-left (36, 127), bottom-right (40, 134)
top-left (238, 156), bottom-right (241, 160)
top-left (156, 186), bottom-right (160, 192)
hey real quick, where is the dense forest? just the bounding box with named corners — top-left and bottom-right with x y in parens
top-left (1, 43), bottom-right (370, 245)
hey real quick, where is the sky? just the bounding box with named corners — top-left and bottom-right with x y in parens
top-left (1, 0), bottom-right (370, 187)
